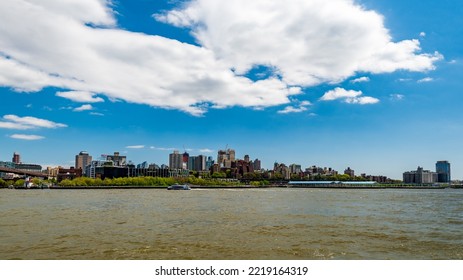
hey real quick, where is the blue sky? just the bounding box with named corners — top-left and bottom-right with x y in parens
top-left (0, 0), bottom-right (462, 179)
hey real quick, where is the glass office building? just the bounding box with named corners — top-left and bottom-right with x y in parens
top-left (436, 161), bottom-right (451, 183)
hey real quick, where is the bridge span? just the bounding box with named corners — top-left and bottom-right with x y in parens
top-left (0, 166), bottom-right (47, 178)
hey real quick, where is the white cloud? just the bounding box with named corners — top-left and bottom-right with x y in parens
top-left (158, 0), bottom-right (441, 86)
top-left (320, 88), bottom-right (362, 101)
top-left (390, 94), bottom-right (405, 101)
top-left (0, 114), bottom-right (67, 129)
top-left (90, 112), bottom-right (104, 116)
top-left (398, 78), bottom-right (412, 82)
top-left (56, 91), bottom-right (104, 103)
top-left (199, 148), bottom-right (214, 153)
top-left (0, 0), bottom-right (298, 116)
top-left (277, 100), bottom-right (312, 114)
top-left (420, 32), bottom-right (426, 37)
top-left (0, 0), bottom-right (440, 116)
top-left (417, 77), bottom-right (434, 83)
top-left (277, 106), bottom-right (308, 114)
top-left (10, 134), bottom-right (45, 140)
top-left (300, 101), bottom-right (312, 106)
top-left (320, 88), bottom-right (379, 105)
top-left (346, 96), bottom-right (380, 105)
top-left (351, 77), bottom-right (370, 83)
top-left (0, 121), bottom-right (31, 130)
top-left (73, 104), bottom-right (94, 112)
top-left (126, 145), bottom-right (145, 149)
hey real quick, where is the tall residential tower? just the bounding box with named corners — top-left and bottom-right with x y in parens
top-left (169, 150), bottom-right (183, 170)
top-left (75, 151), bottom-right (92, 175)
top-left (436, 161), bottom-right (451, 183)
top-left (12, 152), bottom-right (20, 164)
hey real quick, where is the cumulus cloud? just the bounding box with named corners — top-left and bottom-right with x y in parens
top-left (10, 134), bottom-right (45, 140)
top-left (0, 114), bottom-right (67, 130)
top-left (0, 0), bottom-right (440, 116)
top-left (346, 96), bottom-right (380, 105)
top-left (157, 0), bottom-right (441, 86)
top-left (277, 100), bottom-right (312, 114)
top-left (277, 106), bottom-right (308, 114)
top-left (73, 104), bottom-right (94, 112)
top-left (351, 77), bottom-right (370, 83)
top-left (0, 0), bottom-right (298, 116)
top-left (320, 88), bottom-right (362, 101)
top-left (320, 88), bottom-right (379, 105)
top-left (56, 91), bottom-right (104, 103)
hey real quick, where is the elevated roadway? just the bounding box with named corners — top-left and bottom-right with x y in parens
top-left (0, 166), bottom-right (46, 178)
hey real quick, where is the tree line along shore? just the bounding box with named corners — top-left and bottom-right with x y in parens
top-left (0, 176), bottom-right (267, 188)
top-left (1, 176), bottom-right (460, 189)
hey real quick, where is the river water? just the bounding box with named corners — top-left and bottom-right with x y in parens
top-left (0, 188), bottom-right (462, 260)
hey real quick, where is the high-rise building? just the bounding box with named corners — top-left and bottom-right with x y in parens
top-left (197, 155), bottom-right (206, 171)
top-left (253, 158), bottom-right (261, 171)
top-left (403, 167), bottom-right (438, 184)
top-left (436, 161), bottom-right (451, 183)
top-left (228, 149), bottom-right (235, 162)
top-left (12, 152), bottom-right (20, 164)
top-left (188, 155), bottom-right (207, 171)
top-left (217, 150), bottom-right (227, 167)
top-left (169, 150), bottom-right (183, 170)
top-left (289, 164), bottom-right (302, 174)
top-left (182, 152), bottom-right (189, 170)
top-left (188, 156), bottom-right (196, 171)
top-left (274, 163), bottom-right (291, 180)
top-left (217, 149), bottom-right (236, 167)
top-left (106, 152), bottom-right (127, 166)
top-left (206, 156), bottom-right (214, 171)
top-left (137, 161), bottom-right (149, 169)
top-left (344, 167), bottom-right (355, 177)
top-left (75, 151), bottom-right (92, 175)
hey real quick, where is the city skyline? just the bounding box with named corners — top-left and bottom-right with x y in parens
top-left (1, 0), bottom-right (462, 180)
top-left (0, 149), bottom-right (452, 183)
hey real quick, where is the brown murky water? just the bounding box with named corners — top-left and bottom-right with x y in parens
top-left (0, 188), bottom-right (462, 259)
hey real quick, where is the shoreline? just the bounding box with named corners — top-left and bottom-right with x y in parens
top-left (3, 185), bottom-right (461, 190)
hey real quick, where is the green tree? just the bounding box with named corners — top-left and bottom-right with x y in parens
top-left (272, 173), bottom-right (283, 180)
top-left (14, 179), bottom-right (25, 187)
top-left (59, 179), bottom-right (75, 187)
top-left (212, 172), bottom-right (226, 179)
top-left (31, 178), bottom-right (42, 186)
